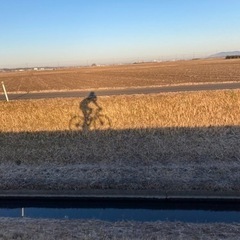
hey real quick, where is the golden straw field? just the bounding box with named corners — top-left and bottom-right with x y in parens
top-left (1, 90), bottom-right (240, 132)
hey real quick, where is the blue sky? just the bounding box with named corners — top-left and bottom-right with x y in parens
top-left (1, 0), bottom-right (240, 67)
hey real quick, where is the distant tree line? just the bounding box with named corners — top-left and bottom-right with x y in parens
top-left (225, 55), bottom-right (240, 59)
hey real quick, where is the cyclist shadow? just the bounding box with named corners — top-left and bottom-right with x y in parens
top-left (69, 92), bottom-right (111, 132)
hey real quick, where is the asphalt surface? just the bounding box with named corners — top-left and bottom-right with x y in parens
top-left (1, 82), bottom-right (240, 101)
top-left (1, 189), bottom-right (240, 201)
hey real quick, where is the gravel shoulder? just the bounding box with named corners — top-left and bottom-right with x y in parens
top-left (0, 219), bottom-right (239, 239)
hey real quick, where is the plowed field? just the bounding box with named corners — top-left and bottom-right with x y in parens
top-left (1, 58), bottom-right (240, 93)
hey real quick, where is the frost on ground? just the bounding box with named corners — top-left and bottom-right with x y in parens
top-left (0, 162), bottom-right (240, 192)
top-left (0, 219), bottom-right (239, 240)
top-left (1, 126), bottom-right (240, 192)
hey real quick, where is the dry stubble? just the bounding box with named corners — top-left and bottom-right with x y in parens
top-left (0, 90), bottom-right (240, 132)
top-left (1, 58), bottom-right (240, 92)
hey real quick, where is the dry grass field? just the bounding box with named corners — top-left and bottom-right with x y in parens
top-left (1, 58), bottom-right (240, 93)
top-left (1, 90), bottom-right (240, 132)
top-left (1, 90), bottom-right (240, 193)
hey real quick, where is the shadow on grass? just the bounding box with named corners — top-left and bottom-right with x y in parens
top-left (1, 126), bottom-right (240, 191)
top-left (1, 126), bottom-right (239, 165)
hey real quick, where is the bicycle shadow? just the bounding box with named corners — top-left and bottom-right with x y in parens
top-left (69, 92), bottom-right (111, 131)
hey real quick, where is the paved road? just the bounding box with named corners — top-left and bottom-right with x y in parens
top-left (1, 82), bottom-right (240, 101)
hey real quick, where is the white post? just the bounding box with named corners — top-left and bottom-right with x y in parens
top-left (1, 81), bottom-right (9, 102)
top-left (21, 208), bottom-right (25, 217)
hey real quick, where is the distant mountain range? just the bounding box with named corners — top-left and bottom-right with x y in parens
top-left (209, 51), bottom-right (240, 58)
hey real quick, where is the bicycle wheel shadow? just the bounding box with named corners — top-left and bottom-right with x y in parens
top-left (69, 92), bottom-right (111, 131)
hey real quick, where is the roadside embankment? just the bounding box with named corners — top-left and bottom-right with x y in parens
top-left (1, 90), bottom-right (240, 192)
top-left (1, 90), bottom-right (240, 238)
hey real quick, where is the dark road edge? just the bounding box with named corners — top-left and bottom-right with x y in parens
top-left (1, 189), bottom-right (240, 202)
